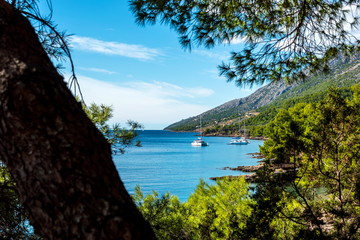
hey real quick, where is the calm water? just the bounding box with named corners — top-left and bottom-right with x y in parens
top-left (113, 130), bottom-right (263, 202)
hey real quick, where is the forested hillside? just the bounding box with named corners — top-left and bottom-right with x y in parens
top-left (164, 79), bottom-right (299, 131)
top-left (165, 54), bottom-right (360, 134)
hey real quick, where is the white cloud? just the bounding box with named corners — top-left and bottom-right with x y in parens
top-left (79, 67), bottom-right (117, 75)
top-left (193, 50), bottom-right (230, 60)
top-left (71, 36), bottom-right (163, 60)
top-left (76, 75), bottom-right (212, 129)
top-left (126, 74), bottom-right (134, 78)
top-left (206, 69), bottom-right (224, 80)
top-left (227, 37), bottom-right (246, 45)
top-left (126, 81), bottom-right (215, 98)
top-left (186, 87), bottom-right (215, 97)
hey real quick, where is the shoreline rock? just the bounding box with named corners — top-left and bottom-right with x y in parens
top-left (210, 173), bottom-right (258, 182)
top-left (220, 163), bottom-right (264, 172)
top-left (211, 161), bottom-right (296, 183)
top-left (246, 152), bottom-right (266, 159)
top-left (212, 153), bottom-right (265, 182)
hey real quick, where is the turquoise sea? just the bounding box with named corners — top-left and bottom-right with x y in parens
top-left (113, 130), bottom-right (263, 202)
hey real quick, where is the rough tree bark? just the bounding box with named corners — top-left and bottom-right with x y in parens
top-left (0, 1), bottom-right (155, 239)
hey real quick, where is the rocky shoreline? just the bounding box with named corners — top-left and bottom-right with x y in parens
top-left (220, 163), bottom-right (264, 172)
top-left (210, 173), bottom-right (258, 182)
top-left (210, 152), bottom-right (295, 182)
top-left (210, 152), bottom-right (265, 182)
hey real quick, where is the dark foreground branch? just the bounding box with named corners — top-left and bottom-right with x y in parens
top-left (0, 1), bottom-right (155, 239)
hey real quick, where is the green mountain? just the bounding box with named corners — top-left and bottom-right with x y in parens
top-left (164, 54), bottom-right (360, 133)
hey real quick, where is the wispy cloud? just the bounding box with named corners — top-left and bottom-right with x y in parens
top-left (206, 69), bottom-right (224, 80)
top-left (79, 67), bottom-right (117, 75)
top-left (227, 37), bottom-right (246, 45)
top-left (76, 75), bottom-right (213, 129)
top-left (126, 81), bottom-right (215, 98)
top-left (193, 50), bottom-right (230, 60)
top-left (71, 36), bottom-right (163, 60)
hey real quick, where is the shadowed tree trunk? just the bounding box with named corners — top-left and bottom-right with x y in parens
top-left (0, 1), bottom-right (155, 239)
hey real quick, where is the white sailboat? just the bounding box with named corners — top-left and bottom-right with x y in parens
top-left (191, 115), bottom-right (208, 147)
top-left (229, 118), bottom-right (249, 145)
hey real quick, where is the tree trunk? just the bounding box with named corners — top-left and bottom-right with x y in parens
top-left (0, 1), bottom-right (155, 239)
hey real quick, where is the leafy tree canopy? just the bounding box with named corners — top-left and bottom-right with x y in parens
top-left (83, 103), bottom-right (143, 154)
top-left (258, 86), bottom-right (360, 238)
top-left (130, 0), bottom-right (360, 86)
top-left (133, 177), bottom-right (254, 240)
top-left (0, 165), bottom-right (38, 239)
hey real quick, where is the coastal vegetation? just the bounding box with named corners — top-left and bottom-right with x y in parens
top-left (259, 85), bottom-right (360, 239)
top-left (133, 85), bottom-right (360, 239)
top-left (0, 165), bottom-right (38, 239)
top-left (133, 178), bottom-right (254, 240)
top-left (1, 0), bottom-right (359, 238)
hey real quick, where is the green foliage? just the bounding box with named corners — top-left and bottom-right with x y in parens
top-left (186, 178), bottom-right (254, 239)
top-left (259, 86), bottom-right (360, 239)
top-left (260, 102), bottom-right (316, 162)
top-left (130, 0), bottom-right (360, 86)
top-left (203, 122), bottom-right (239, 136)
top-left (132, 186), bottom-right (187, 240)
top-left (83, 103), bottom-right (143, 154)
top-left (240, 165), bottom-right (287, 239)
top-left (248, 125), bottom-right (266, 137)
top-left (0, 166), bottom-right (39, 239)
top-left (133, 178), bottom-right (254, 240)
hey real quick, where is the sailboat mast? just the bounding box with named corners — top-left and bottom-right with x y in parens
top-left (243, 118), bottom-right (246, 137)
top-left (200, 115), bottom-right (202, 136)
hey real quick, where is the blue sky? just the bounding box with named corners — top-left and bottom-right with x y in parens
top-left (39, 1), bottom-right (263, 129)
